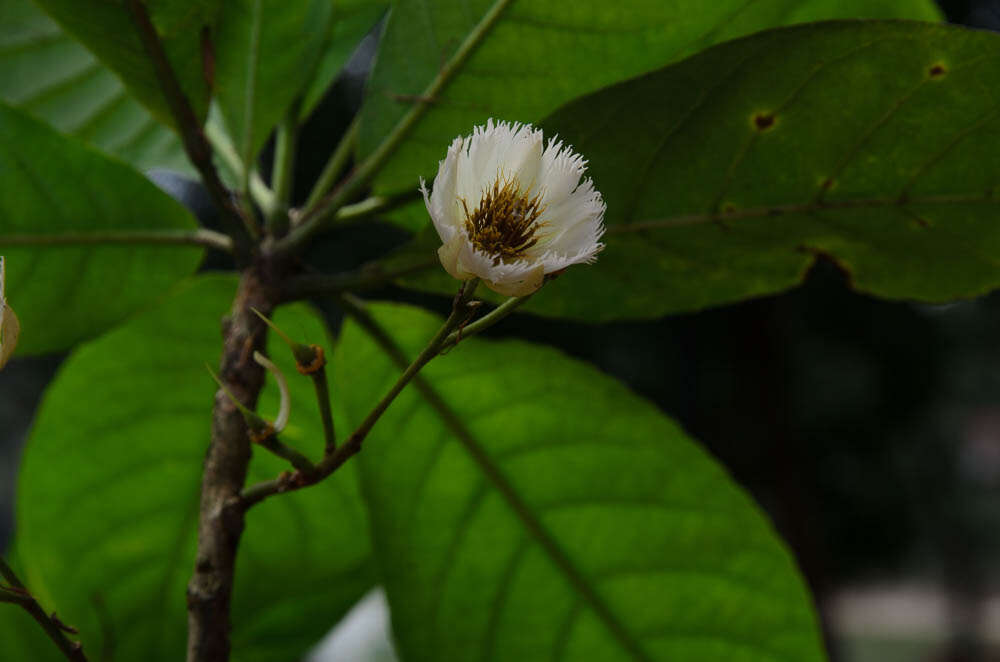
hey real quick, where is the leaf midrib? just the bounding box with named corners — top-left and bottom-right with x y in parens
top-left (609, 191), bottom-right (999, 233)
top-left (241, 0), bottom-right (264, 166)
top-left (404, 369), bottom-right (655, 662)
top-left (362, 0), bottom-right (514, 175)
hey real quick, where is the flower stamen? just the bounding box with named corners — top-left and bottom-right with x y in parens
top-left (462, 177), bottom-right (545, 265)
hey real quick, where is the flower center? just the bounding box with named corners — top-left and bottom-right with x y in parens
top-left (462, 177), bottom-right (545, 265)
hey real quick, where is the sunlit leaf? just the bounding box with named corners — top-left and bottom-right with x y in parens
top-left (0, 103), bottom-right (202, 354)
top-left (29, 0), bottom-right (218, 127)
top-left (0, 0), bottom-right (191, 174)
top-left (337, 302), bottom-right (826, 662)
top-left (9, 275), bottom-right (375, 661)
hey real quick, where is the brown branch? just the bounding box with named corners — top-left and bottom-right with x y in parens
top-left (186, 267), bottom-right (277, 662)
top-left (0, 558), bottom-right (88, 662)
top-left (241, 284), bottom-right (479, 508)
top-left (124, 0), bottom-right (256, 262)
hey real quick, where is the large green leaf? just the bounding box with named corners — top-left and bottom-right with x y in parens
top-left (0, 0), bottom-right (191, 174)
top-left (8, 275), bottom-right (374, 661)
top-left (214, 0), bottom-right (333, 167)
top-left (336, 302), bottom-right (825, 662)
top-left (396, 20), bottom-right (1000, 320)
top-left (0, 103), bottom-right (202, 354)
top-left (29, 0), bottom-right (217, 128)
top-left (358, 0), bottom-right (940, 197)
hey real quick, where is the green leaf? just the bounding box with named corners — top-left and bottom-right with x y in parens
top-left (300, 0), bottom-right (387, 121)
top-left (0, 0), bottom-right (192, 175)
top-left (336, 302), bottom-right (825, 662)
top-left (397, 20), bottom-right (1000, 320)
top-left (29, 0), bottom-right (218, 128)
top-left (9, 275), bottom-right (374, 661)
top-left (214, 0), bottom-right (334, 168)
top-left (358, 0), bottom-right (940, 197)
top-left (0, 103), bottom-right (203, 354)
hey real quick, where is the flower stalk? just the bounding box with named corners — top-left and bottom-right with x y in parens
top-left (439, 292), bottom-right (534, 352)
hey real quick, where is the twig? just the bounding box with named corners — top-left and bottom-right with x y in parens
top-left (267, 102), bottom-right (301, 236)
top-left (204, 119), bottom-right (276, 215)
top-left (124, 0), bottom-right (257, 259)
top-left (438, 292), bottom-right (534, 352)
top-left (1, 229), bottom-right (233, 252)
top-left (0, 558), bottom-right (88, 662)
top-left (253, 432), bottom-right (316, 474)
top-left (250, 311), bottom-right (336, 456)
top-left (333, 191), bottom-right (419, 223)
top-left (241, 281), bottom-right (480, 507)
top-left (309, 361), bottom-right (337, 456)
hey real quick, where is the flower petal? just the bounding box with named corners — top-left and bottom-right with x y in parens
top-left (424, 135), bottom-right (465, 241)
top-left (438, 234), bottom-right (471, 281)
top-left (423, 121), bottom-right (605, 292)
top-left (486, 263), bottom-right (546, 296)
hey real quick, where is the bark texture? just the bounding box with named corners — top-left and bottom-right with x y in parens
top-left (186, 267), bottom-right (275, 662)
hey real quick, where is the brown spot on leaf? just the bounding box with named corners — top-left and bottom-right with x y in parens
top-left (929, 63), bottom-right (947, 79)
top-left (752, 113), bottom-right (775, 131)
top-left (722, 202), bottom-right (737, 214)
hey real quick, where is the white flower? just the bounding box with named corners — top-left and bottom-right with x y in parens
top-left (421, 120), bottom-right (605, 297)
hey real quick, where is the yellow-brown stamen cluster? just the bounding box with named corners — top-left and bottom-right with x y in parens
top-left (462, 177), bottom-right (545, 265)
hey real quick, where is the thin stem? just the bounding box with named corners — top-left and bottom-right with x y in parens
top-left (275, 0), bottom-right (513, 254)
top-left (2, 229), bottom-right (233, 252)
top-left (287, 189), bottom-right (421, 239)
top-left (0, 558), bottom-right (88, 662)
top-left (255, 433), bottom-right (316, 473)
top-left (204, 120), bottom-right (276, 215)
top-left (301, 116), bottom-right (360, 216)
top-left (279, 252), bottom-right (437, 302)
top-left (335, 190), bottom-right (419, 224)
top-left (124, 0), bottom-right (257, 259)
top-left (439, 292), bottom-right (534, 352)
top-left (267, 102), bottom-right (301, 236)
top-left (311, 364), bottom-right (337, 456)
top-left (241, 281), bottom-right (480, 508)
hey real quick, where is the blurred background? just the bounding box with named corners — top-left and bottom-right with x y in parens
top-left (4, 0), bottom-right (1000, 660)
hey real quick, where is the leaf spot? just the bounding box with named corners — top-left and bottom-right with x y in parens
top-left (722, 202), bottom-right (737, 215)
top-left (752, 112), bottom-right (775, 131)
top-left (928, 63), bottom-right (947, 79)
